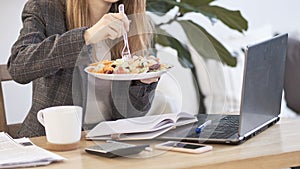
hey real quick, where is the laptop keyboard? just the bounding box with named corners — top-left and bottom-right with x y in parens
top-left (196, 115), bottom-right (239, 139)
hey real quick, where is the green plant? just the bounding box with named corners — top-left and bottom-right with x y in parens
top-left (146, 0), bottom-right (248, 113)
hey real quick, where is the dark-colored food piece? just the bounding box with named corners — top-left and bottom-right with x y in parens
top-left (106, 70), bottom-right (114, 74)
top-left (149, 64), bottom-right (160, 71)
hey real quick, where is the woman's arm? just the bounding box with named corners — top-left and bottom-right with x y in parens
top-left (8, 0), bottom-right (86, 84)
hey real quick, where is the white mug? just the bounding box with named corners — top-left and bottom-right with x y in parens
top-left (37, 106), bottom-right (83, 145)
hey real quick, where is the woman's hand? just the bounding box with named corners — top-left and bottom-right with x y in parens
top-left (140, 77), bottom-right (159, 84)
top-left (84, 13), bottom-right (130, 45)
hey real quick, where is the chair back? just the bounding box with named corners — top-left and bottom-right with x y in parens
top-left (284, 38), bottom-right (300, 114)
top-left (0, 64), bottom-right (21, 138)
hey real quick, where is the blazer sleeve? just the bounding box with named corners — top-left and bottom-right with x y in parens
top-left (110, 80), bottom-right (158, 120)
top-left (8, 0), bottom-right (87, 84)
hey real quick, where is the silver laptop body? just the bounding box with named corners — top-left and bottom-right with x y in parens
top-left (157, 33), bottom-right (288, 145)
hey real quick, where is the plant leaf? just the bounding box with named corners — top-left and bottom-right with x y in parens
top-left (177, 2), bottom-right (248, 33)
top-left (146, 0), bottom-right (177, 16)
top-left (154, 27), bottom-right (194, 68)
top-left (181, 0), bottom-right (215, 6)
top-left (197, 6), bottom-right (248, 33)
top-left (178, 20), bottom-right (237, 67)
top-left (178, 3), bottom-right (216, 19)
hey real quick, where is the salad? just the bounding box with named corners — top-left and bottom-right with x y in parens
top-left (87, 55), bottom-right (171, 74)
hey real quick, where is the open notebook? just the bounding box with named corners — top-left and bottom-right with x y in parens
top-left (85, 112), bottom-right (197, 140)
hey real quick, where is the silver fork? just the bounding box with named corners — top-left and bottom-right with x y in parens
top-left (119, 4), bottom-right (131, 60)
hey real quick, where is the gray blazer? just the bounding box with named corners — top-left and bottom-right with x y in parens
top-left (8, 0), bottom-right (157, 138)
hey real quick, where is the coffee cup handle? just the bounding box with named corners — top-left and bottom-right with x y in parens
top-left (37, 110), bottom-right (45, 126)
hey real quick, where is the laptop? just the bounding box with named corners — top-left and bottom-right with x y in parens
top-left (158, 33), bottom-right (288, 145)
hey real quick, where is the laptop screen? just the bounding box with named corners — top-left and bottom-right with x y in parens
top-left (239, 34), bottom-right (288, 136)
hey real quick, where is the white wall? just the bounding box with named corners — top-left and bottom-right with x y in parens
top-left (1, 0), bottom-right (299, 124)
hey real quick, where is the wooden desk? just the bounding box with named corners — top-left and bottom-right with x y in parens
top-left (30, 118), bottom-right (300, 169)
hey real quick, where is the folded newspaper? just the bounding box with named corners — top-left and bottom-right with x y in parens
top-left (86, 112), bottom-right (197, 140)
top-left (0, 132), bottom-right (65, 168)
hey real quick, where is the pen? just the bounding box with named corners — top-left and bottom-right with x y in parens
top-left (195, 120), bottom-right (212, 134)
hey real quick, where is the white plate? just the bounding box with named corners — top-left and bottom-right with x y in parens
top-left (84, 66), bottom-right (172, 81)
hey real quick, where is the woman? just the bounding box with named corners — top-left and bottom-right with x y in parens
top-left (8, 0), bottom-right (158, 137)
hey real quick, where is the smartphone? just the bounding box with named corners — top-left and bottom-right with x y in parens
top-left (85, 141), bottom-right (149, 158)
top-left (155, 141), bottom-right (213, 154)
